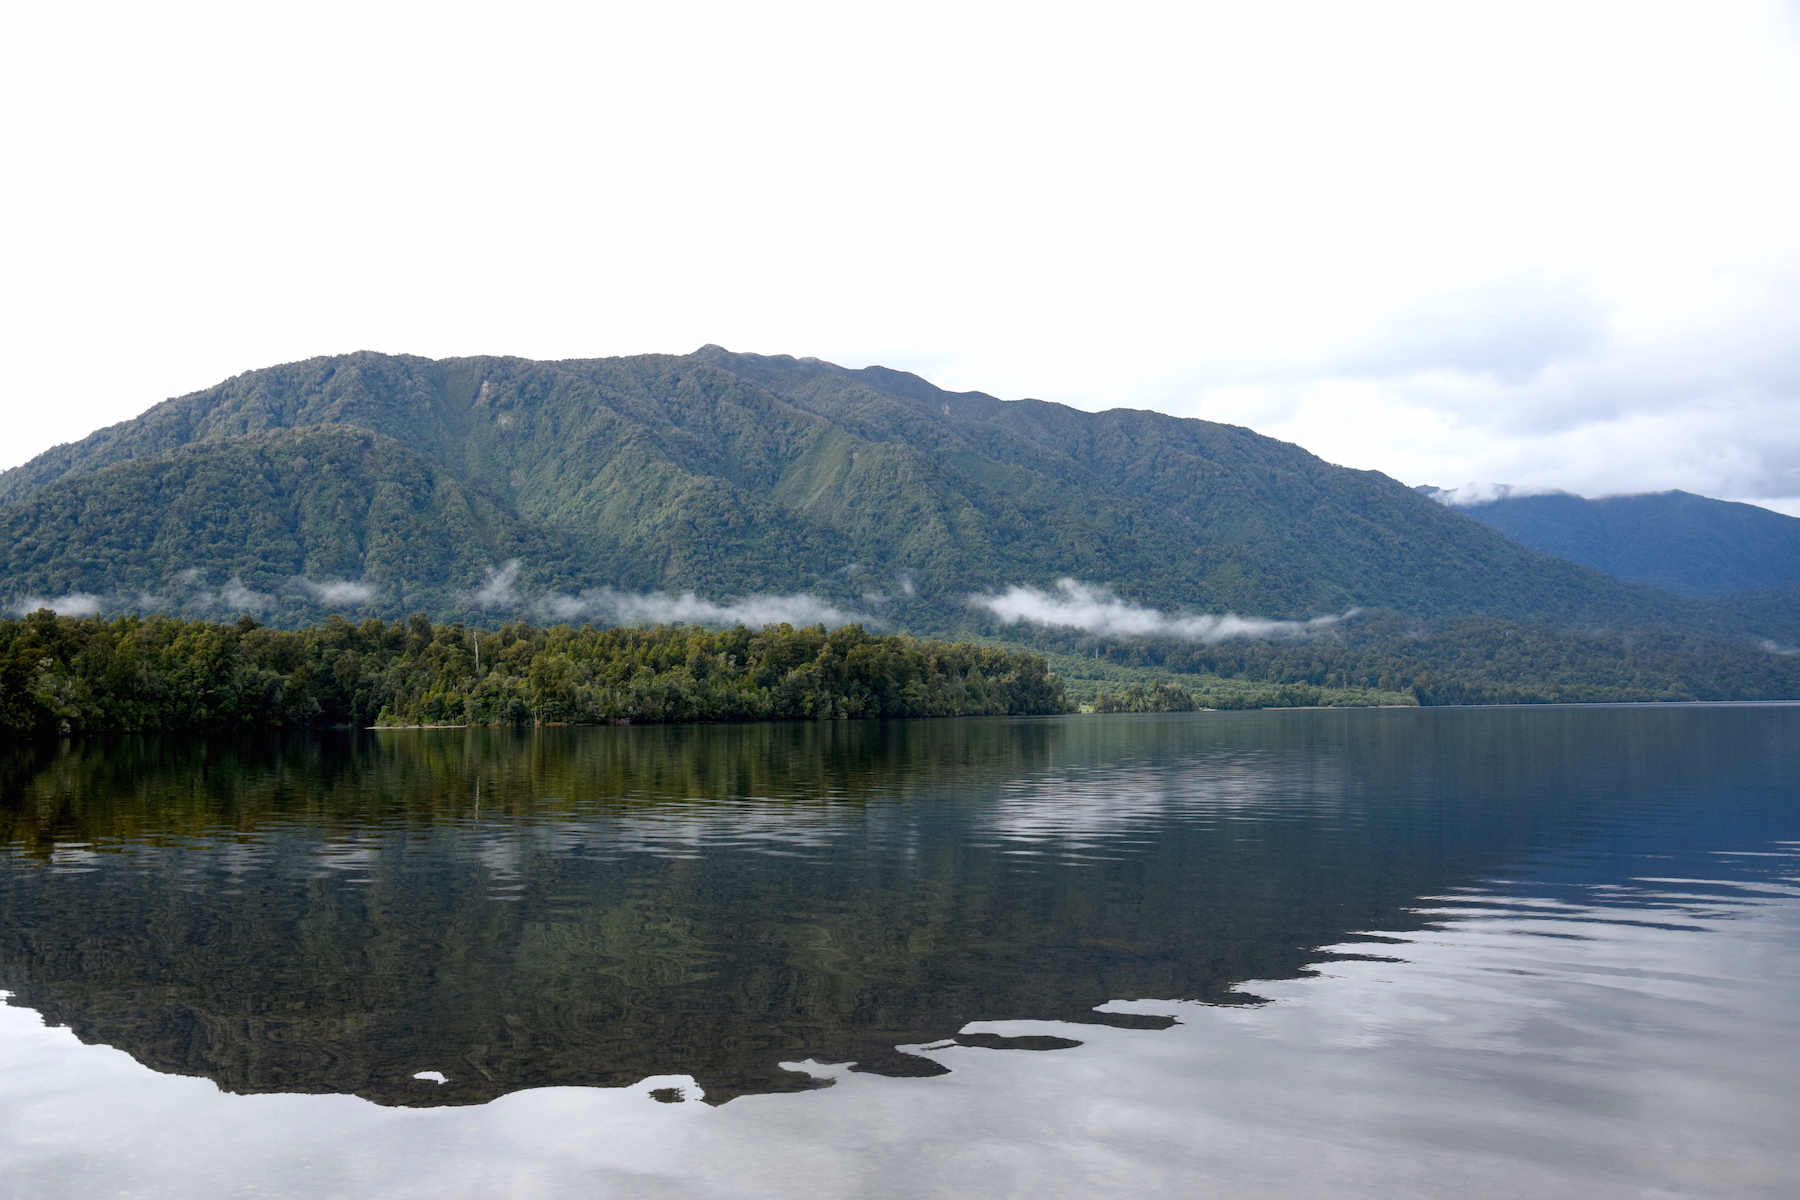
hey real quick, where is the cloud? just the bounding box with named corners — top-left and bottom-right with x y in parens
top-left (543, 588), bottom-right (863, 630)
top-left (9, 593), bottom-right (104, 617)
top-left (134, 572), bottom-right (271, 614)
top-left (468, 561), bottom-right (521, 610)
top-left (216, 578), bottom-right (272, 613)
top-left (6, 574), bottom-right (247, 618)
top-left (292, 578), bottom-right (375, 605)
top-left (4, 567), bottom-right (864, 632)
top-left (1170, 255), bottom-right (1800, 512)
top-left (1420, 483), bottom-right (1570, 508)
top-left (1334, 276), bottom-right (1610, 385)
top-left (970, 580), bottom-right (1347, 641)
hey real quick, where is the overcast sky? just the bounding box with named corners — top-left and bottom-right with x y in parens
top-left (4, 1), bottom-right (1799, 512)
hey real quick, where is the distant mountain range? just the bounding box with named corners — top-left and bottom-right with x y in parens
top-left (1430, 488), bottom-right (1800, 599)
top-left (0, 348), bottom-right (1793, 650)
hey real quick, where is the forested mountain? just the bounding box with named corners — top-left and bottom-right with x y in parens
top-left (1443, 488), bottom-right (1800, 598)
top-left (1, 347), bottom-right (1738, 639)
top-left (0, 425), bottom-right (582, 617)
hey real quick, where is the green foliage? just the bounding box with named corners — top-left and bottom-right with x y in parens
top-left (0, 425), bottom-right (581, 621)
top-left (1091, 681), bottom-right (1204, 712)
top-left (1088, 678), bottom-right (1414, 711)
top-left (0, 612), bottom-right (1067, 737)
top-left (3, 348), bottom-right (1766, 641)
top-left (1454, 489), bottom-right (1800, 599)
top-left (1018, 613), bottom-right (1800, 705)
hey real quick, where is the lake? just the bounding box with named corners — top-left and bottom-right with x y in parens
top-left (1, 705), bottom-right (1797, 1198)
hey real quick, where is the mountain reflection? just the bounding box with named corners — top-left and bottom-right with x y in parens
top-left (1, 708), bottom-right (1783, 1106)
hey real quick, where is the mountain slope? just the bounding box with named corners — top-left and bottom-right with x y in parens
top-left (0, 347), bottom-right (1751, 636)
top-left (0, 425), bottom-right (585, 616)
top-left (1445, 489), bottom-right (1800, 599)
top-left (696, 347), bottom-right (1687, 623)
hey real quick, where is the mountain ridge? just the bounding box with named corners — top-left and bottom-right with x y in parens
top-left (0, 348), bottom-right (1778, 643)
top-left (1439, 487), bottom-right (1800, 599)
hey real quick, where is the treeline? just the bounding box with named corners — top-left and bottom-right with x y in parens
top-left (1027, 614), bottom-right (1800, 705)
top-left (0, 611), bottom-right (1067, 737)
top-left (1089, 679), bottom-right (1414, 712)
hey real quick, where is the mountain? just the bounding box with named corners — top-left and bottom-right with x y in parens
top-left (1440, 489), bottom-right (1800, 599)
top-left (0, 424), bottom-right (583, 616)
top-left (0, 347), bottom-right (1771, 640)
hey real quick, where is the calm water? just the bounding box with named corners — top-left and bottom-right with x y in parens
top-left (1, 706), bottom-right (1797, 1198)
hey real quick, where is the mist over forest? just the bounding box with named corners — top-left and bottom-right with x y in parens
top-left (3, 345), bottom-right (1798, 723)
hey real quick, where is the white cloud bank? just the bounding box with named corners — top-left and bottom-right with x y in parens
top-left (7, 575), bottom-right (382, 617)
top-left (543, 588), bottom-right (862, 630)
top-left (9, 577), bottom-right (272, 617)
top-left (454, 560), bottom-right (867, 628)
top-left (217, 578), bottom-right (272, 612)
top-left (8, 563), bottom-right (862, 630)
top-left (292, 578), bottom-right (374, 605)
top-left (9, 593), bottom-right (104, 618)
top-left (467, 561), bottom-right (522, 610)
top-left (1175, 264), bottom-right (1800, 516)
top-left (1420, 483), bottom-right (1569, 508)
top-left (970, 580), bottom-right (1346, 642)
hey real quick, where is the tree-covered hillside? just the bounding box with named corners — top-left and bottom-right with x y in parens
top-left (1445, 488), bottom-right (1800, 599)
top-left (0, 425), bottom-right (586, 619)
top-left (1019, 611), bottom-right (1800, 707)
top-left (0, 347), bottom-right (1736, 639)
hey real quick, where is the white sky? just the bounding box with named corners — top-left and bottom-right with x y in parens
top-left (4, 1), bottom-right (1800, 512)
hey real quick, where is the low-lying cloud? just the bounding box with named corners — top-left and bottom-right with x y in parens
top-left (6, 559), bottom-right (866, 631)
top-left (9, 592), bottom-right (104, 617)
top-left (543, 588), bottom-right (863, 630)
top-left (971, 579), bottom-right (1346, 642)
top-left (292, 578), bottom-right (374, 605)
top-left (469, 561), bottom-right (522, 609)
top-left (1421, 483), bottom-right (1568, 508)
top-left (9, 577), bottom-right (272, 618)
top-left (217, 578), bottom-right (272, 612)
top-left (6, 572), bottom-right (385, 619)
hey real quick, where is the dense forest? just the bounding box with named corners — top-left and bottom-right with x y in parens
top-left (1449, 488), bottom-right (1800, 599)
top-left (0, 611), bottom-right (1066, 737)
top-left (10, 346), bottom-right (1783, 643)
top-left (1086, 678), bottom-right (1412, 711)
top-left (7, 604), bottom-right (1796, 738)
top-left (1032, 611), bottom-right (1800, 706)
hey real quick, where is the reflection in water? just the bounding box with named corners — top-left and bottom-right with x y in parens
top-left (1, 707), bottom-right (1798, 1197)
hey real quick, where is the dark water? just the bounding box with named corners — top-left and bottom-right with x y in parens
top-left (1, 706), bottom-right (1797, 1198)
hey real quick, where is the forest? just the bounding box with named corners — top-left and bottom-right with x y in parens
top-left (0, 611), bottom-right (1066, 736)
top-left (8, 602), bottom-right (1798, 738)
top-left (1032, 611), bottom-right (1800, 706)
top-left (9, 346), bottom-right (1783, 644)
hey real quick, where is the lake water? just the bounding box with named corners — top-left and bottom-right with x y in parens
top-left (1, 705), bottom-right (1797, 1199)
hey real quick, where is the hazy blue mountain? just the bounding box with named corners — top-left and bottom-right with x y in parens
top-left (1441, 489), bottom-right (1800, 598)
top-left (0, 348), bottom-right (1766, 639)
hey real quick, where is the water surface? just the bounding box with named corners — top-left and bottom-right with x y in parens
top-left (1, 706), bottom-right (1796, 1197)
